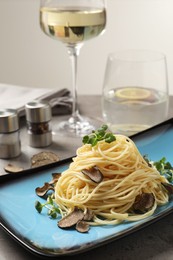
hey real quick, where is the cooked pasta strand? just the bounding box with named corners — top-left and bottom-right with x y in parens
top-left (55, 135), bottom-right (169, 224)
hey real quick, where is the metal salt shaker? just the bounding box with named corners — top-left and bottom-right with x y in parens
top-left (25, 100), bottom-right (52, 148)
top-left (0, 109), bottom-right (21, 159)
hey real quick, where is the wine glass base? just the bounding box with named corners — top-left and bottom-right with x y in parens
top-left (52, 116), bottom-right (95, 137)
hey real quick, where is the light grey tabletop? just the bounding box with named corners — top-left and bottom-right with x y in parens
top-left (0, 95), bottom-right (173, 260)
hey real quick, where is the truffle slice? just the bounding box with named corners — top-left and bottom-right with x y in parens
top-left (4, 164), bottom-right (24, 173)
top-left (162, 182), bottom-right (173, 194)
top-left (83, 208), bottom-right (94, 221)
top-left (35, 182), bottom-right (54, 197)
top-left (76, 221), bottom-right (89, 233)
top-left (133, 193), bottom-right (155, 213)
top-left (49, 173), bottom-right (61, 185)
top-left (82, 166), bottom-right (103, 183)
top-left (58, 207), bottom-right (84, 229)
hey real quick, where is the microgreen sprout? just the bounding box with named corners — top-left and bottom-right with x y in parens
top-left (153, 157), bottom-right (173, 183)
top-left (82, 125), bottom-right (116, 147)
top-left (35, 195), bottom-right (60, 219)
top-left (144, 155), bottom-right (173, 183)
top-left (35, 200), bottom-right (43, 213)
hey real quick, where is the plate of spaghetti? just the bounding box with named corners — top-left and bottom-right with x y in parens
top-left (0, 119), bottom-right (173, 257)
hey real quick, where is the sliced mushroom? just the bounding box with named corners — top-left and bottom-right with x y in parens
top-left (82, 166), bottom-right (103, 183)
top-left (162, 182), bottom-right (173, 194)
top-left (35, 182), bottom-right (54, 197)
top-left (76, 220), bottom-right (89, 233)
top-left (4, 164), bottom-right (24, 173)
top-left (83, 208), bottom-right (94, 221)
top-left (58, 207), bottom-right (84, 229)
top-left (133, 193), bottom-right (155, 213)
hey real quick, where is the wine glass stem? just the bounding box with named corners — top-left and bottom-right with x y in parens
top-left (67, 46), bottom-right (81, 121)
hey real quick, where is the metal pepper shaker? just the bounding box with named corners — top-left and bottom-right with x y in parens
top-left (25, 100), bottom-right (52, 148)
top-left (0, 109), bottom-right (21, 158)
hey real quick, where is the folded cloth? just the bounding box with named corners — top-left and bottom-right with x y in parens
top-left (0, 83), bottom-right (72, 116)
top-left (40, 88), bottom-right (72, 115)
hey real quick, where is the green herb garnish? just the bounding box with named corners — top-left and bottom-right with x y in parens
top-left (35, 195), bottom-right (60, 219)
top-left (82, 125), bottom-right (116, 147)
top-left (153, 157), bottom-right (173, 183)
top-left (144, 155), bottom-right (173, 183)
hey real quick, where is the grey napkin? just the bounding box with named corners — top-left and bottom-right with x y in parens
top-left (0, 83), bottom-right (72, 116)
top-left (40, 88), bottom-right (72, 115)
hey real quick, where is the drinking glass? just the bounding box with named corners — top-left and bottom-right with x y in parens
top-left (40, 0), bottom-right (106, 135)
top-left (102, 50), bottom-right (169, 136)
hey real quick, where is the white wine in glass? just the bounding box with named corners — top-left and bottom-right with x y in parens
top-left (40, 0), bottom-right (106, 135)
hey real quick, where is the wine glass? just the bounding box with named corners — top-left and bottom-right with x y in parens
top-left (40, 0), bottom-right (106, 136)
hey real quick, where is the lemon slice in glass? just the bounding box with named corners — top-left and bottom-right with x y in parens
top-left (115, 87), bottom-right (151, 100)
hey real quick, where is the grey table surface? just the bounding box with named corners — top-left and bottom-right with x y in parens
top-left (0, 95), bottom-right (173, 260)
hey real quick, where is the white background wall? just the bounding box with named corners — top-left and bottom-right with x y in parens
top-left (0, 0), bottom-right (173, 95)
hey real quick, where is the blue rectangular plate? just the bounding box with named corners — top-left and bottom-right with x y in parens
top-left (0, 119), bottom-right (173, 258)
